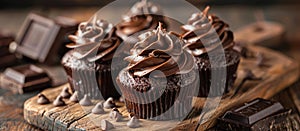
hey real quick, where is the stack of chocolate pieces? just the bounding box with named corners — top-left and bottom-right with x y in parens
top-left (0, 13), bottom-right (78, 93)
top-left (217, 98), bottom-right (291, 130)
top-left (1, 64), bottom-right (51, 94)
top-left (14, 14), bottom-right (78, 65)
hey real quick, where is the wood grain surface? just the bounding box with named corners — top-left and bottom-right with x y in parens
top-left (23, 45), bottom-right (299, 131)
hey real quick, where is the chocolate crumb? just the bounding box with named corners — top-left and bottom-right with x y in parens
top-left (60, 86), bottom-right (71, 98)
top-left (79, 94), bottom-right (93, 106)
top-left (92, 102), bottom-right (105, 114)
top-left (37, 93), bottom-right (50, 104)
top-left (53, 96), bottom-right (66, 106)
top-left (69, 91), bottom-right (79, 102)
top-left (101, 120), bottom-right (114, 130)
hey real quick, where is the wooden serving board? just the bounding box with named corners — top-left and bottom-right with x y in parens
top-left (24, 45), bottom-right (299, 131)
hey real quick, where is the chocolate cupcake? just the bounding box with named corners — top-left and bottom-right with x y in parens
top-left (117, 24), bottom-right (198, 120)
top-left (116, 0), bottom-right (168, 43)
top-left (181, 6), bottom-right (240, 97)
top-left (62, 16), bottom-right (123, 99)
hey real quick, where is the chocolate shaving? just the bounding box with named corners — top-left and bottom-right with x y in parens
top-left (231, 69), bottom-right (262, 97)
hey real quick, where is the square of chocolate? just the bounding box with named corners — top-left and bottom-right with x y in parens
top-left (14, 13), bottom-right (78, 65)
top-left (0, 64), bottom-right (51, 94)
top-left (217, 98), bottom-right (291, 131)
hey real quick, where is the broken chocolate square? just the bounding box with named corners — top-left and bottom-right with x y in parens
top-left (1, 64), bottom-right (51, 94)
top-left (217, 98), bottom-right (291, 131)
top-left (14, 13), bottom-right (78, 65)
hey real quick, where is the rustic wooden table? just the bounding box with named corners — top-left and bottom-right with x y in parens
top-left (0, 4), bottom-right (300, 130)
top-left (0, 80), bottom-right (299, 130)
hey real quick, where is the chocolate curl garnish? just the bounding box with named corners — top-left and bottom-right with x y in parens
top-left (181, 6), bottom-right (235, 56)
top-left (203, 6), bottom-right (210, 16)
top-left (231, 69), bottom-right (262, 98)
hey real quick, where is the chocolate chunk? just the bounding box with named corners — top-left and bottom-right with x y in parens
top-left (69, 91), bottom-right (79, 103)
top-left (14, 13), bottom-right (78, 65)
top-left (79, 94), bottom-right (93, 106)
top-left (60, 86), bottom-right (71, 98)
top-left (91, 102), bottom-right (105, 114)
top-left (112, 107), bottom-right (119, 112)
top-left (101, 120), bottom-right (114, 130)
top-left (53, 95), bottom-right (66, 106)
top-left (109, 108), bottom-right (122, 122)
top-left (2, 64), bottom-right (51, 94)
top-left (127, 116), bottom-right (141, 128)
top-left (103, 97), bottom-right (116, 109)
top-left (37, 93), bottom-right (50, 104)
top-left (217, 98), bottom-right (290, 130)
top-left (128, 113), bottom-right (136, 119)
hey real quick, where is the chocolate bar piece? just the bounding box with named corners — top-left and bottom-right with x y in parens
top-left (0, 32), bottom-right (18, 68)
top-left (0, 64), bottom-right (51, 94)
top-left (14, 13), bottom-right (78, 65)
top-left (217, 98), bottom-right (291, 131)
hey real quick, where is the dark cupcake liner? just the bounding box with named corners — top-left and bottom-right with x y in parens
top-left (117, 70), bottom-right (198, 120)
top-left (196, 50), bottom-right (240, 97)
top-left (63, 59), bottom-right (124, 100)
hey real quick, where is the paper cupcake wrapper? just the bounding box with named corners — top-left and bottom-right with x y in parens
top-left (197, 53), bottom-right (240, 97)
top-left (118, 70), bottom-right (198, 120)
top-left (64, 63), bottom-right (123, 100)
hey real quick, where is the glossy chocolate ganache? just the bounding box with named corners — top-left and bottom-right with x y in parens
top-left (125, 23), bottom-right (194, 77)
top-left (181, 6), bottom-right (241, 97)
top-left (67, 16), bottom-right (121, 63)
top-left (181, 6), bottom-right (235, 56)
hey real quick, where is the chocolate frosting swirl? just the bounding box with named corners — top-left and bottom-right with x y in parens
top-left (181, 6), bottom-right (235, 56)
top-left (116, 0), bottom-right (165, 39)
top-left (125, 0), bottom-right (163, 18)
top-left (125, 23), bottom-right (194, 77)
top-left (67, 16), bottom-right (121, 62)
top-left (116, 15), bottom-right (158, 38)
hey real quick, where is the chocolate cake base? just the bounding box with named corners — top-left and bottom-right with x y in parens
top-left (195, 50), bottom-right (240, 97)
top-left (117, 69), bottom-right (198, 120)
top-left (62, 50), bottom-right (124, 100)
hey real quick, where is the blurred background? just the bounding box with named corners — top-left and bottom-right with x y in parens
top-left (0, 0), bottom-right (299, 56)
